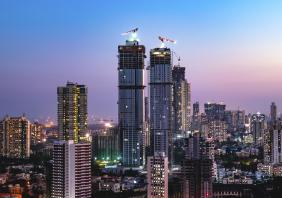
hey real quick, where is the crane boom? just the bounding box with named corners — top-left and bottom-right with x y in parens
top-left (158, 36), bottom-right (176, 44)
top-left (121, 28), bottom-right (139, 36)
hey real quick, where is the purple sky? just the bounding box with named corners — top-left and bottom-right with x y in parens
top-left (0, 0), bottom-right (282, 122)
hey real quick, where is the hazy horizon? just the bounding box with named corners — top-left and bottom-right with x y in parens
top-left (1, 0), bottom-right (282, 121)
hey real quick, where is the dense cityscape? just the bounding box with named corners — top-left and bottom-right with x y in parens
top-left (1, 1), bottom-right (282, 198)
top-left (1, 28), bottom-right (282, 198)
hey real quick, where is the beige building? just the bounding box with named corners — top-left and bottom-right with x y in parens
top-left (0, 115), bottom-right (31, 158)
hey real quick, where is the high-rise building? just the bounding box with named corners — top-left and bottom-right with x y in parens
top-left (204, 102), bottom-right (226, 121)
top-left (182, 134), bottom-right (213, 198)
top-left (182, 159), bottom-right (213, 198)
top-left (51, 140), bottom-right (91, 198)
top-left (147, 152), bottom-right (168, 198)
top-left (208, 120), bottom-right (228, 142)
top-left (192, 102), bottom-right (201, 131)
top-left (30, 122), bottom-right (45, 145)
top-left (224, 110), bottom-right (245, 132)
top-left (118, 38), bottom-right (145, 167)
top-left (0, 115), bottom-right (30, 158)
top-left (193, 102), bottom-right (200, 116)
top-left (92, 126), bottom-right (120, 164)
top-left (184, 133), bottom-right (200, 159)
top-left (57, 82), bottom-right (88, 143)
top-left (251, 113), bottom-right (266, 145)
top-left (272, 129), bottom-right (282, 164)
top-left (149, 47), bottom-right (173, 160)
top-left (144, 97), bottom-right (151, 163)
top-left (172, 65), bottom-right (191, 137)
top-left (270, 102), bottom-right (277, 123)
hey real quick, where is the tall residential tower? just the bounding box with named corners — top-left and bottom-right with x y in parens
top-left (118, 37), bottom-right (145, 167)
top-left (172, 65), bottom-right (191, 138)
top-left (149, 47), bottom-right (173, 159)
top-left (57, 82), bottom-right (88, 143)
top-left (0, 115), bottom-right (31, 158)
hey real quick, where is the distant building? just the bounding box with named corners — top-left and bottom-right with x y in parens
top-left (213, 184), bottom-right (254, 198)
top-left (0, 115), bottom-right (30, 158)
top-left (251, 113), bottom-right (266, 145)
top-left (272, 127), bottom-right (282, 164)
top-left (191, 102), bottom-right (201, 131)
top-left (147, 152), bottom-right (168, 198)
top-left (51, 140), bottom-right (91, 198)
top-left (172, 65), bottom-right (191, 137)
top-left (118, 39), bottom-right (145, 167)
top-left (270, 102), bottom-right (277, 123)
top-left (149, 47), bottom-right (173, 160)
top-left (204, 102), bottom-right (226, 121)
top-left (57, 82), bottom-right (88, 143)
top-left (224, 110), bottom-right (245, 132)
top-left (208, 120), bottom-right (228, 142)
top-left (30, 122), bottom-right (45, 145)
top-left (182, 134), bottom-right (213, 198)
top-left (92, 126), bottom-right (120, 164)
top-left (273, 163), bottom-right (282, 176)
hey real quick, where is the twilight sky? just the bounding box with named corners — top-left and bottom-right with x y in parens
top-left (0, 0), bottom-right (282, 122)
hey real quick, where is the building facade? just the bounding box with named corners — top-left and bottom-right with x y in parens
top-left (0, 115), bottom-right (30, 158)
top-left (118, 39), bottom-right (145, 167)
top-left (30, 122), bottom-right (45, 145)
top-left (51, 140), bottom-right (91, 198)
top-left (147, 153), bottom-right (168, 198)
top-left (92, 126), bottom-right (120, 164)
top-left (149, 47), bottom-right (173, 160)
top-left (172, 66), bottom-right (191, 138)
top-left (251, 113), bottom-right (266, 145)
top-left (57, 82), bottom-right (88, 143)
top-left (182, 134), bottom-right (213, 198)
top-left (204, 103), bottom-right (226, 121)
top-left (270, 102), bottom-right (277, 123)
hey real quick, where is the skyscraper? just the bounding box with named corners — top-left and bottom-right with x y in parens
top-left (193, 102), bottom-right (200, 116)
top-left (147, 152), bottom-right (168, 198)
top-left (0, 115), bottom-right (30, 158)
top-left (172, 65), bottom-right (191, 137)
top-left (118, 38), bottom-right (145, 167)
top-left (192, 102), bottom-right (201, 131)
top-left (272, 128), bottom-right (282, 164)
top-left (182, 133), bottom-right (213, 198)
top-left (204, 102), bottom-right (226, 121)
top-left (57, 82), bottom-right (88, 143)
top-left (30, 121), bottom-right (45, 145)
top-left (149, 47), bottom-right (173, 159)
top-left (270, 102), bottom-right (277, 123)
top-left (251, 113), bottom-right (266, 145)
top-left (51, 140), bottom-right (91, 198)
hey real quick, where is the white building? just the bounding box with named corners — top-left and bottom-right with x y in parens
top-left (51, 140), bottom-right (91, 198)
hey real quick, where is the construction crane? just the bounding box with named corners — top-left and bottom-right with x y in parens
top-left (121, 28), bottom-right (138, 36)
top-left (158, 36), bottom-right (176, 48)
top-left (121, 28), bottom-right (139, 41)
top-left (173, 51), bottom-right (181, 66)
